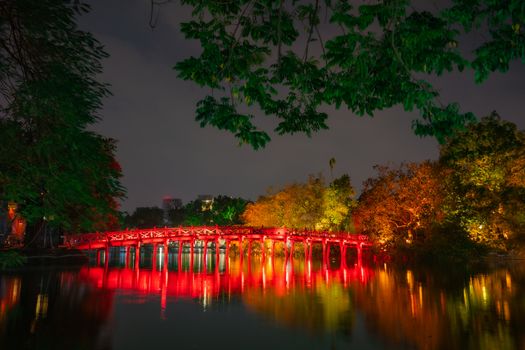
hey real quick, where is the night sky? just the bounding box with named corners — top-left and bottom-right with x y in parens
top-left (79, 1), bottom-right (525, 212)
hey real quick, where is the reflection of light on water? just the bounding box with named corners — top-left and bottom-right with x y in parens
top-left (482, 286), bottom-right (488, 305)
top-left (306, 259), bottom-right (312, 287)
top-left (503, 301), bottom-right (510, 322)
top-left (77, 248), bottom-right (524, 350)
top-left (262, 265), bottom-right (266, 290)
top-left (35, 294), bottom-right (48, 319)
top-left (31, 293), bottom-right (49, 334)
top-left (406, 270), bottom-right (414, 290)
top-left (419, 284), bottom-right (423, 310)
top-left (203, 281), bottom-right (209, 311)
top-left (410, 292), bottom-right (416, 317)
top-left (0, 278), bottom-right (22, 323)
top-left (440, 292), bottom-right (446, 314)
top-left (285, 260), bottom-right (291, 289)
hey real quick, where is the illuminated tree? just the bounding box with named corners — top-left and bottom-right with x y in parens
top-left (318, 174), bottom-right (356, 231)
top-left (0, 1), bottom-right (125, 237)
top-left (440, 114), bottom-right (525, 250)
top-left (243, 174), bottom-right (355, 230)
top-left (176, 0), bottom-right (524, 148)
top-left (356, 162), bottom-right (445, 246)
top-left (180, 195), bottom-right (248, 226)
top-left (240, 195), bottom-right (279, 227)
top-left (243, 176), bottom-right (324, 229)
top-left (212, 195), bottom-right (249, 225)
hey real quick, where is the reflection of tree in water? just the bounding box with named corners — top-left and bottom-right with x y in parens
top-left (353, 265), bottom-right (525, 350)
top-left (0, 276), bottom-right (21, 332)
top-left (0, 270), bottom-right (114, 350)
top-left (242, 276), bottom-right (354, 337)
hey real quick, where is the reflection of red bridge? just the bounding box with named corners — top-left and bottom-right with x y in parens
top-left (79, 258), bottom-right (373, 314)
top-left (64, 226), bottom-right (372, 265)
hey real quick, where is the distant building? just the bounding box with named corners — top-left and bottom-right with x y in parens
top-left (162, 197), bottom-right (182, 224)
top-left (197, 195), bottom-right (214, 211)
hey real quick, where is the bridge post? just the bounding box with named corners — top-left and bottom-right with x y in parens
top-left (239, 237), bottom-right (244, 258)
top-left (214, 239), bottom-right (220, 273)
top-left (152, 243), bottom-right (158, 271)
top-left (190, 239), bottom-right (194, 272)
top-left (125, 246), bottom-right (130, 268)
top-left (283, 239), bottom-right (288, 261)
top-left (303, 240), bottom-right (308, 259)
top-left (96, 249), bottom-right (101, 266)
top-left (163, 240), bottom-right (169, 271)
top-left (177, 240), bottom-right (183, 256)
top-left (203, 240), bottom-right (208, 272)
top-left (177, 241), bottom-right (183, 272)
top-left (225, 240), bottom-right (230, 272)
top-left (290, 241), bottom-right (295, 260)
top-left (340, 242), bottom-right (346, 269)
top-left (308, 242), bottom-right (313, 260)
top-left (322, 240), bottom-right (328, 268)
top-left (357, 243), bottom-right (363, 266)
top-left (135, 242), bottom-right (141, 269)
top-left (104, 245), bottom-right (110, 269)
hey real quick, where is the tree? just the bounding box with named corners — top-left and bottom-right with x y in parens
top-left (243, 174), bottom-right (356, 230)
top-left (318, 174), bottom-right (356, 231)
top-left (123, 207), bottom-right (164, 229)
top-left (440, 114), bottom-right (525, 250)
top-left (176, 0), bottom-right (524, 148)
top-left (356, 161), bottom-right (445, 246)
top-left (180, 195), bottom-right (248, 226)
top-left (0, 1), bottom-right (125, 238)
top-left (211, 195), bottom-right (249, 225)
top-left (243, 175), bottom-right (325, 229)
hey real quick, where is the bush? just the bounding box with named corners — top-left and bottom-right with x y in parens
top-left (0, 250), bottom-right (27, 269)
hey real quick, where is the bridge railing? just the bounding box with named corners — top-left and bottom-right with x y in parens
top-left (63, 226), bottom-right (369, 248)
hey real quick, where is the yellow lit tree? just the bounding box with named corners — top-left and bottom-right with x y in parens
top-left (243, 174), bottom-right (356, 231)
top-left (440, 114), bottom-right (525, 251)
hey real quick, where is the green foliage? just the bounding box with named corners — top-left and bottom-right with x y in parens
top-left (0, 250), bottom-right (27, 269)
top-left (123, 196), bottom-right (249, 228)
top-left (319, 174), bottom-right (356, 231)
top-left (0, 1), bottom-right (125, 233)
top-left (182, 195), bottom-right (248, 226)
top-left (440, 113), bottom-right (525, 251)
top-left (175, 0), bottom-right (525, 147)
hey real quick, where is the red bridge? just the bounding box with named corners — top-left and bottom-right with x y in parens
top-left (64, 226), bottom-right (372, 266)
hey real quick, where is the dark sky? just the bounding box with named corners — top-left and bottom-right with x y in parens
top-left (79, 1), bottom-right (525, 212)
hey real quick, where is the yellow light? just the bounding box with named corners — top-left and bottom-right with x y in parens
top-left (406, 270), bottom-right (414, 289)
top-left (506, 273), bottom-right (512, 291)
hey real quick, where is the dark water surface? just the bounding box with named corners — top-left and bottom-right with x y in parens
top-left (1, 251), bottom-right (524, 350)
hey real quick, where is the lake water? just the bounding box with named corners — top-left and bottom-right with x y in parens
top-left (1, 250), bottom-right (524, 350)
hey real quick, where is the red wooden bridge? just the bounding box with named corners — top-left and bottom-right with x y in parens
top-left (64, 226), bottom-right (372, 266)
